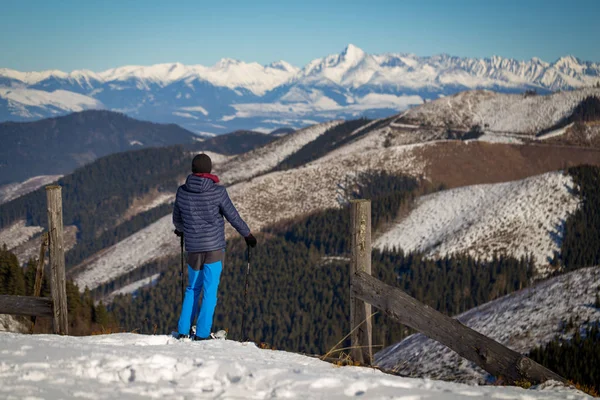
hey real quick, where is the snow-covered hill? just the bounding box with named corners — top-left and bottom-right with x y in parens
top-left (2, 45), bottom-right (599, 133)
top-left (374, 171), bottom-right (579, 272)
top-left (399, 88), bottom-right (600, 134)
top-left (216, 120), bottom-right (344, 185)
top-left (375, 266), bottom-right (600, 385)
top-left (0, 332), bottom-right (587, 399)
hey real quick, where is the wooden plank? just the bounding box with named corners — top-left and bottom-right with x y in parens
top-left (46, 185), bottom-right (68, 335)
top-left (352, 270), bottom-right (566, 385)
top-left (350, 200), bottom-right (373, 365)
top-left (0, 295), bottom-right (53, 318)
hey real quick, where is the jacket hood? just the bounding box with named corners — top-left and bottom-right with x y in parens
top-left (184, 174), bottom-right (219, 193)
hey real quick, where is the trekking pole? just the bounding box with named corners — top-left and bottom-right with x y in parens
top-left (240, 245), bottom-right (251, 341)
top-left (180, 234), bottom-right (185, 304)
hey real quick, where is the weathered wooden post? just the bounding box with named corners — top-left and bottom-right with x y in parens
top-left (46, 185), bottom-right (68, 335)
top-left (350, 199), bottom-right (373, 365)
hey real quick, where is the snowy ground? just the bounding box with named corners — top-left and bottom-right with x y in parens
top-left (374, 171), bottom-right (579, 271)
top-left (376, 266), bottom-right (600, 384)
top-left (0, 333), bottom-right (587, 400)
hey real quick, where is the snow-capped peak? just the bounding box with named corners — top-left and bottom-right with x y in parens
top-left (553, 55), bottom-right (584, 71)
top-left (268, 60), bottom-right (299, 73)
top-left (341, 43), bottom-right (366, 64)
top-left (0, 68), bottom-right (68, 84)
top-left (215, 58), bottom-right (243, 68)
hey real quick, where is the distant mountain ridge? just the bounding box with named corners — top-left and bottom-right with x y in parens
top-left (0, 110), bottom-right (198, 185)
top-left (1, 45), bottom-right (599, 134)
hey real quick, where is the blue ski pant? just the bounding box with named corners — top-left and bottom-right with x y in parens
top-left (177, 250), bottom-right (223, 338)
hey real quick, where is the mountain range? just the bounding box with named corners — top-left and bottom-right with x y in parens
top-left (2, 45), bottom-right (600, 134)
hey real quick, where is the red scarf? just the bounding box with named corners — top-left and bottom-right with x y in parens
top-left (193, 173), bottom-right (220, 183)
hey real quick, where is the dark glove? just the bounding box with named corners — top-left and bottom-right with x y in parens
top-left (174, 229), bottom-right (183, 237)
top-left (244, 233), bottom-right (257, 248)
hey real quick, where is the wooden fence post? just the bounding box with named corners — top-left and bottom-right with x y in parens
top-left (46, 186), bottom-right (68, 335)
top-left (350, 200), bottom-right (373, 365)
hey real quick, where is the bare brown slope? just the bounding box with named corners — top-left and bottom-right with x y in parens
top-left (418, 141), bottom-right (600, 189)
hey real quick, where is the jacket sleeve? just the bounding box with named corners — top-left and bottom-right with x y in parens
top-left (173, 189), bottom-right (184, 232)
top-left (219, 188), bottom-right (251, 237)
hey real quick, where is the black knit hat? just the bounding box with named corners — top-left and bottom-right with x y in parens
top-left (192, 153), bottom-right (212, 173)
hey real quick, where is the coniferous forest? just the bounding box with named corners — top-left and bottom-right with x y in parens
top-left (529, 323), bottom-right (600, 394)
top-left (558, 165), bottom-right (600, 271)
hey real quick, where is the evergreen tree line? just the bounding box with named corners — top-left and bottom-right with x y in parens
top-left (529, 322), bottom-right (600, 394)
top-left (0, 245), bottom-right (115, 335)
top-left (273, 118), bottom-right (383, 172)
top-left (557, 165), bottom-right (600, 271)
top-left (267, 171), bottom-right (429, 255)
top-left (110, 172), bottom-right (533, 354)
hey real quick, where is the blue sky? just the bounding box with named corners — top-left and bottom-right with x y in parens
top-left (1, 0), bottom-right (598, 71)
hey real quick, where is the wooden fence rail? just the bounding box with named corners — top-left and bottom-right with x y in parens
top-left (0, 295), bottom-right (54, 318)
top-left (349, 199), bottom-right (566, 385)
top-left (0, 185), bottom-right (68, 335)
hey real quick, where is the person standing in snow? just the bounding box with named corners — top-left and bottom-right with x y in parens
top-left (173, 153), bottom-right (257, 340)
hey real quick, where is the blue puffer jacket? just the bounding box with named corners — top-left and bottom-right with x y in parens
top-left (173, 174), bottom-right (250, 252)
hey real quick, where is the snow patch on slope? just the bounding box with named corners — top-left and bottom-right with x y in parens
top-left (376, 266), bottom-right (600, 384)
top-left (374, 172), bottom-right (579, 270)
top-left (0, 88), bottom-right (103, 118)
top-left (0, 332), bottom-right (585, 399)
top-left (0, 220), bottom-right (43, 251)
top-left (104, 273), bottom-right (161, 303)
top-left (11, 225), bottom-right (77, 266)
top-left (0, 175), bottom-right (62, 205)
top-left (72, 216), bottom-right (177, 291)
